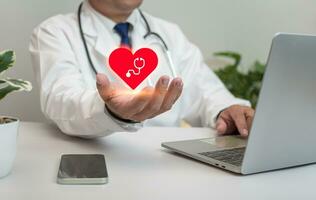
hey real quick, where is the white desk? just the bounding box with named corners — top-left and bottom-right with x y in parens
top-left (0, 122), bottom-right (315, 200)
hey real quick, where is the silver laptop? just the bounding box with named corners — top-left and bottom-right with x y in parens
top-left (162, 33), bottom-right (316, 175)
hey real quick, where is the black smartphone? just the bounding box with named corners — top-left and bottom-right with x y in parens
top-left (57, 154), bottom-right (108, 185)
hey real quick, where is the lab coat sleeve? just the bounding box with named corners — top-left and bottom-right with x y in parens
top-left (29, 22), bottom-right (142, 138)
top-left (172, 26), bottom-right (251, 128)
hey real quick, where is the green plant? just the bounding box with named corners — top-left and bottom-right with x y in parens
top-left (0, 50), bottom-right (32, 123)
top-left (214, 51), bottom-right (265, 108)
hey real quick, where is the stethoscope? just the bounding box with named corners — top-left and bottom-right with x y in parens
top-left (77, 2), bottom-right (177, 85)
top-left (126, 57), bottom-right (145, 78)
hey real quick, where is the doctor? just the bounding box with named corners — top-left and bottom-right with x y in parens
top-left (29, 0), bottom-right (254, 138)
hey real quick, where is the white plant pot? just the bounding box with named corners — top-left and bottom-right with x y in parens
top-left (0, 117), bottom-right (19, 178)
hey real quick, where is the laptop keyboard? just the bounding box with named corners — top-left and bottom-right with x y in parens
top-left (199, 147), bottom-right (246, 166)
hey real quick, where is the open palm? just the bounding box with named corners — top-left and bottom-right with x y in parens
top-left (96, 73), bottom-right (183, 122)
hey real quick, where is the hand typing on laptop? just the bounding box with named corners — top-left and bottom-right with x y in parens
top-left (216, 105), bottom-right (254, 137)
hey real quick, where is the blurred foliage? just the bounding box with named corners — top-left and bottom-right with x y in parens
top-left (214, 51), bottom-right (265, 108)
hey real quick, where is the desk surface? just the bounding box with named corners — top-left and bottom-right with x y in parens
top-left (0, 122), bottom-right (315, 200)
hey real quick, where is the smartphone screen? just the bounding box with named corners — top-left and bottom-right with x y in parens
top-left (57, 154), bottom-right (108, 185)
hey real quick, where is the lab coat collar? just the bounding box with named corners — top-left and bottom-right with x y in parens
top-left (80, 1), bottom-right (116, 59)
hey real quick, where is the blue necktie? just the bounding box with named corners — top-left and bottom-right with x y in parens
top-left (114, 22), bottom-right (131, 49)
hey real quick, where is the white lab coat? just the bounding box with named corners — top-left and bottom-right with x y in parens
top-left (29, 1), bottom-right (250, 138)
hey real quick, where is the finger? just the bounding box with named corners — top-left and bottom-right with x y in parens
top-left (216, 117), bottom-right (228, 135)
top-left (216, 111), bottom-right (236, 134)
top-left (245, 108), bottom-right (255, 132)
top-left (246, 117), bottom-right (253, 133)
top-left (133, 76), bottom-right (170, 119)
top-left (152, 75), bottom-right (170, 105)
top-left (231, 111), bottom-right (249, 137)
top-left (96, 73), bottom-right (113, 102)
top-left (159, 77), bottom-right (183, 113)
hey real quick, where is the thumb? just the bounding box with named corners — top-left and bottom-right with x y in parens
top-left (216, 117), bottom-right (228, 135)
top-left (96, 73), bottom-right (111, 101)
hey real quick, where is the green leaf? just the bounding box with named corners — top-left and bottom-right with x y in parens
top-left (0, 84), bottom-right (20, 101)
top-left (250, 60), bottom-right (265, 73)
top-left (4, 78), bottom-right (32, 91)
top-left (214, 51), bottom-right (241, 67)
top-left (0, 78), bottom-right (32, 100)
top-left (0, 50), bottom-right (15, 74)
top-left (0, 50), bottom-right (32, 102)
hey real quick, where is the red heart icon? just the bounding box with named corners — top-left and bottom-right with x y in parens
top-left (108, 48), bottom-right (158, 89)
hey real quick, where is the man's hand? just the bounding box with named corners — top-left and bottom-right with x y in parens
top-left (216, 105), bottom-right (255, 137)
top-left (96, 73), bottom-right (183, 122)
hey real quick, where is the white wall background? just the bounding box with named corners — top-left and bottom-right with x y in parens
top-left (1, 0), bottom-right (316, 122)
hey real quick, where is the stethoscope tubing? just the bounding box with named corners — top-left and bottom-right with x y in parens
top-left (77, 2), bottom-right (177, 84)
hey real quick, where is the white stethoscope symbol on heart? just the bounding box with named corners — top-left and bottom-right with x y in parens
top-left (126, 57), bottom-right (145, 78)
